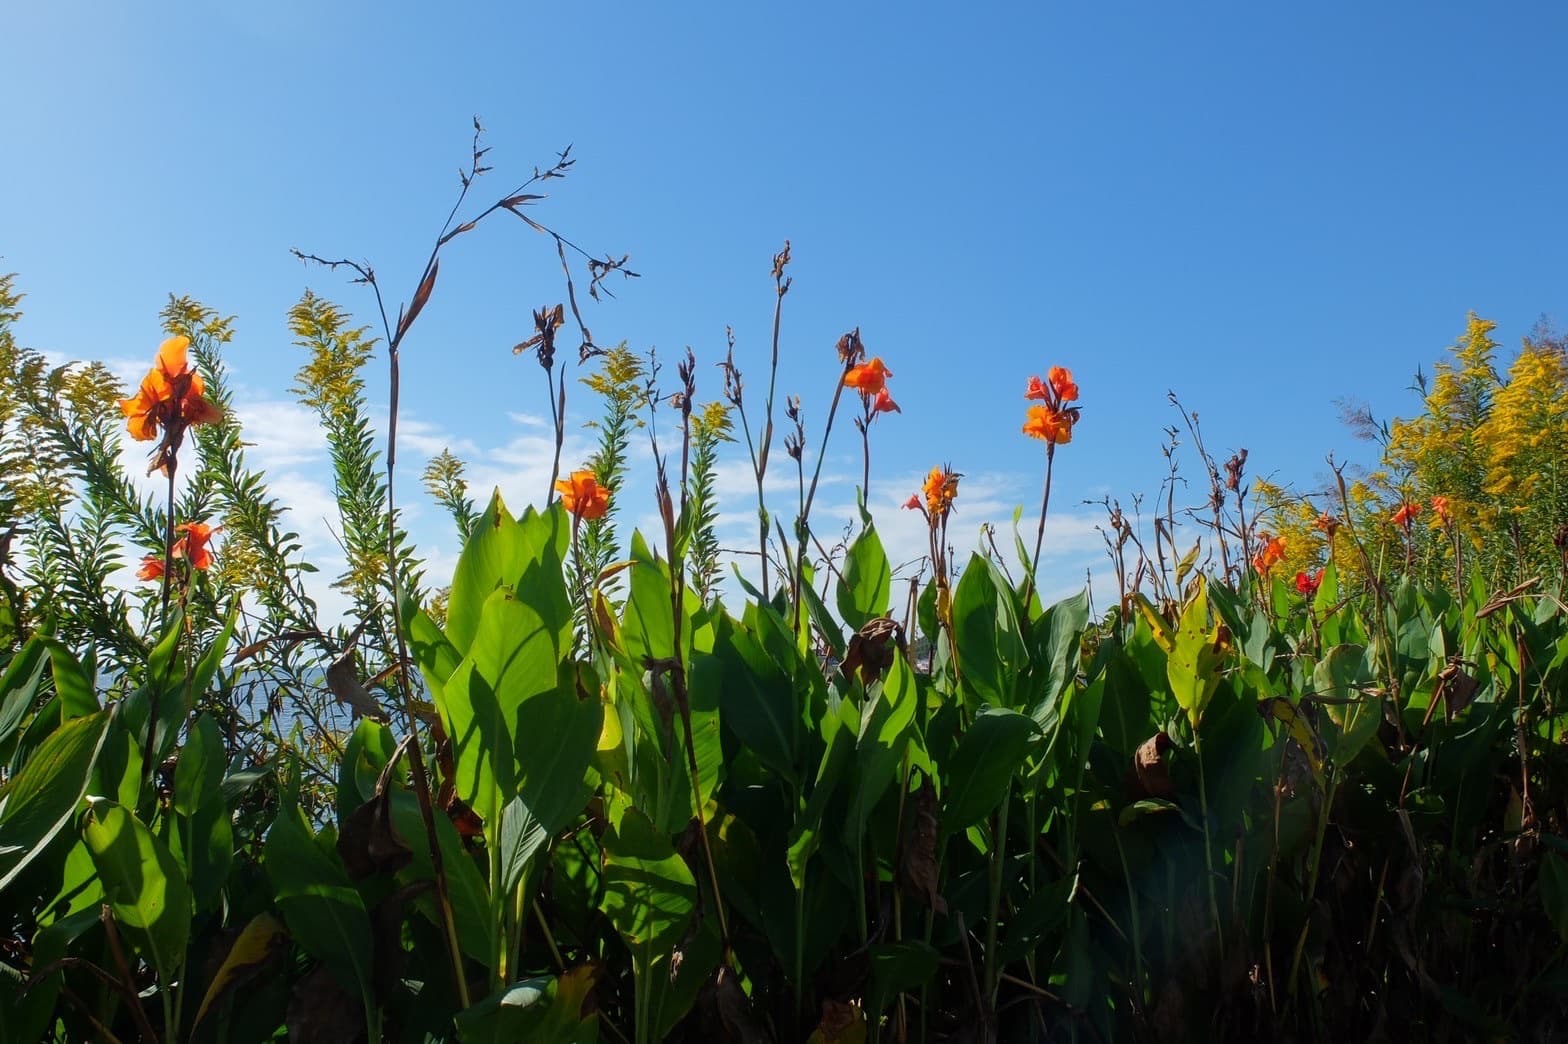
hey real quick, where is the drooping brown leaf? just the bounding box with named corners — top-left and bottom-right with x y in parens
top-left (285, 962), bottom-right (362, 1044)
top-left (337, 747), bottom-right (413, 879)
top-left (395, 259), bottom-right (439, 343)
top-left (233, 629), bottom-right (322, 663)
top-left (325, 648), bottom-right (388, 722)
top-left (898, 774), bottom-right (947, 915)
top-left (699, 963), bottom-right (771, 1042)
top-left (813, 999), bottom-right (866, 1044)
top-left (1127, 732), bottom-right (1176, 799)
top-left (1435, 659), bottom-right (1480, 720)
top-left (371, 881), bottom-right (431, 1003)
top-left (337, 788), bottom-right (413, 880)
top-left (841, 617), bottom-right (907, 687)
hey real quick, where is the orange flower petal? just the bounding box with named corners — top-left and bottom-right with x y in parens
top-left (155, 335), bottom-right (192, 382)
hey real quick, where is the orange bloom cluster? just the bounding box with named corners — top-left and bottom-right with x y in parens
top-left (119, 335), bottom-right (221, 475)
top-left (138, 522), bottom-right (219, 582)
top-left (1391, 501), bottom-right (1421, 529)
top-left (903, 465), bottom-right (960, 520)
top-left (555, 470), bottom-right (611, 521)
top-left (843, 357), bottom-right (899, 414)
top-left (1252, 534), bottom-right (1286, 575)
top-left (1022, 366), bottom-right (1081, 445)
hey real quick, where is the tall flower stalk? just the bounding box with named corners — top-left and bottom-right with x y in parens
top-left (1019, 365), bottom-right (1081, 618)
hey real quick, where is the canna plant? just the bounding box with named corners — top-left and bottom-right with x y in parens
top-left (0, 133), bottom-right (1567, 1044)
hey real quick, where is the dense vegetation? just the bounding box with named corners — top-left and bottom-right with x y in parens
top-left (1, 140), bottom-right (1565, 1043)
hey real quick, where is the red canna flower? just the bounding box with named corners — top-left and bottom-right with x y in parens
top-left (871, 388), bottom-right (900, 414)
top-left (555, 470), bottom-right (611, 521)
top-left (137, 556), bottom-right (165, 582)
top-left (902, 493), bottom-right (922, 511)
top-left (1294, 569), bottom-right (1322, 597)
top-left (1047, 366), bottom-right (1079, 403)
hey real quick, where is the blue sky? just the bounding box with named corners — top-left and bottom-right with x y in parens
top-left (4, 2), bottom-right (1566, 619)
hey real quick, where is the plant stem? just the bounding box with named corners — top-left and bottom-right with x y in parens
top-left (983, 792), bottom-right (1011, 1005)
top-left (1195, 734), bottom-right (1224, 961)
top-left (1021, 445), bottom-right (1056, 622)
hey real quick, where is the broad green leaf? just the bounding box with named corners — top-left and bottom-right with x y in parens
top-left (41, 639), bottom-right (97, 719)
top-left (0, 710), bottom-right (111, 893)
top-left (440, 660), bottom-right (513, 827)
top-left (389, 791), bottom-right (493, 964)
top-left (81, 798), bottom-right (192, 979)
top-left (866, 941), bottom-right (939, 1016)
top-left (952, 554), bottom-right (1027, 709)
top-left (471, 591), bottom-right (598, 834)
top-left (787, 698), bottom-right (857, 889)
top-left (603, 808), bottom-right (697, 957)
top-left (940, 707), bottom-right (1039, 839)
top-left (711, 615), bottom-right (800, 785)
top-left (446, 491), bottom-right (528, 654)
top-left (266, 804), bottom-right (374, 1008)
top-left (190, 605), bottom-right (238, 702)
top-left (836, 525), bottom-right (891, 632)
top-left (337, 718), bottom-right (397, 826)
top-left (0, 638), bottom-right (47, 748)
top-left (405, 600), bottom-right (463, 704)
top-left (1167, 577), bottom-right (1224, 728)
top-left (1313, 644), bottom-right (1380, 770)
top-left (843, 656), bottom-right (917, 848)
top-left (456, 965), bottom-right (599, 1044)
top-left (0, 905), bottom-right (99, 1044)
top-left (799, 569), bottom-right (847, 661)
top-left (1028, 590), bottom-right (1089, 726)
top-left (173, 712), bottom-right (226, 817)
top-left (171, 792), bottom-right (233, 912)
top-left (497, 793), bottom-right (548, 897)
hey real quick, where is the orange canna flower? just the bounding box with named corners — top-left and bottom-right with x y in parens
top-left (843, 357), bottom-right (893, 396)
top-left (137, 520), bottom-right (220, 583)
top-left (871, 388), bottom-right (900, 414)
top-left (1022, 404), bottom-right (1075, 444)
top-left (174, 522), bottom-right (218, 571)
top-left (1429, 496), bottom-right (1451, 524)
top-left (1251, 534), bottom-right (1286, 574)
top-left (921, 465), bottom-right (960, 517)
top-left (1391, 502), bottom-right (1421, 529)
top-left (555, 470), bottom-right (611, 521)
top-left (1025, 367), bottom-right (1080, 406)
top-left (118, 336), bottom-right (222, 441)
top-left (1313, 511), bottom-right (1340, 539)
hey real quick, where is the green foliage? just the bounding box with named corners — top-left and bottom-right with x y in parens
top-left (1, 244), bottom-right (1566, 1044)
